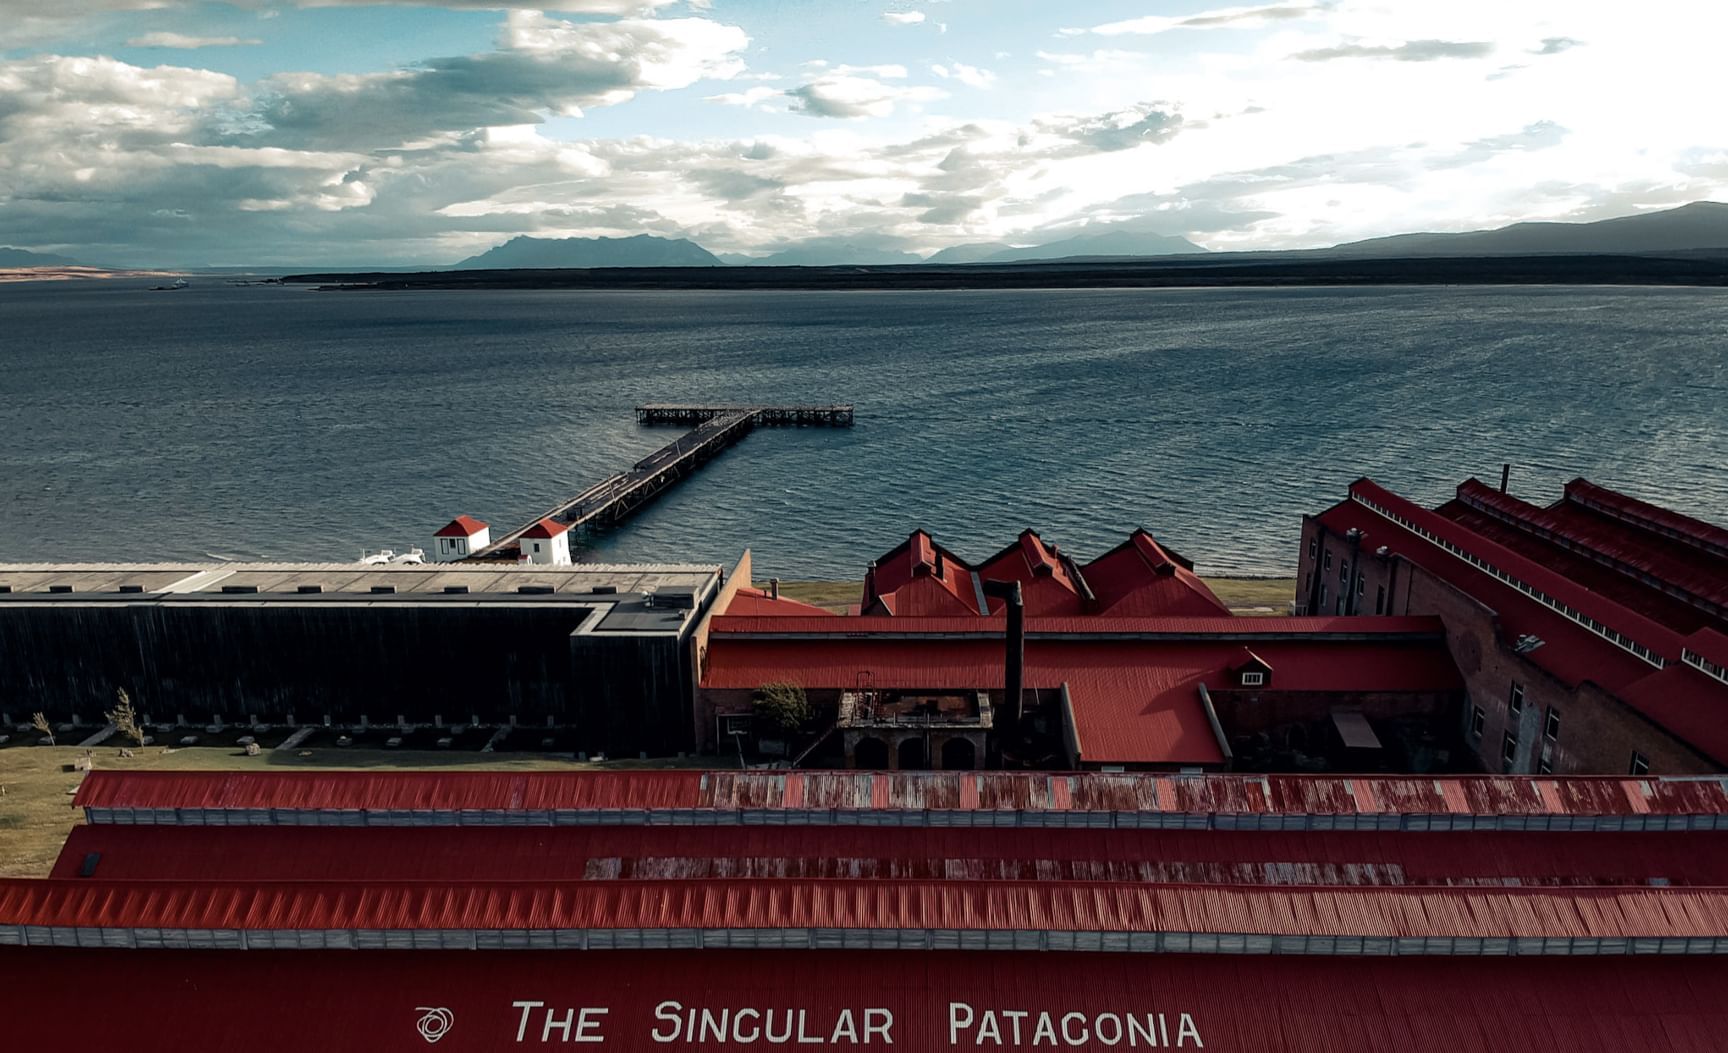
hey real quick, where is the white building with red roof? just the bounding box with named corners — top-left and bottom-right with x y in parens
top-left (519, 517), bottom-right (573, 566)
top-left (431, 514), bottom-right (490, 562)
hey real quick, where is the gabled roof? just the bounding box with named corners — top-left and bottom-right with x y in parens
top-left (975, 530), bottom-right (1089, 616)
top-left (1081, 530), bottom-right (1230, 617)
top-left (433, 515), bottom-right (489, 538)
top-left (520, 517), bottom-right (571, 540)
top-left (861, 530), bottom-right (983, 616)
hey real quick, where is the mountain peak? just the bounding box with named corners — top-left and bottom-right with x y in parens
top-left (453, 234), bottom-right (722, 270)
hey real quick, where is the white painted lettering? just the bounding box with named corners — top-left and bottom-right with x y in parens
top-left (1176, 1014), bottom-right (1203, 1048)
top-left (1060, 1013), bottom-right (1087, 1047)
top-left (735, 1008), bottom-right (761, 1044)
top-left (514, 1001), bottom-right (546, 1044)
top-left (1094, 1014), bottom-right (1123, 1047)
top-left (977, 1011), bottom-right (1001, 1046)
top-left (766, 1010), bottom-right (794, 1044)
top-left (949, 1003), bottom-right (975, 1045)
top-left (1159, 1013), bottom-right (1169, 1048)
top-left (797, 1008), bottom-right (825, 1044)
top-left (865, 1009), bottom-right (893, 1045)
top-left (830, 1009), bottom-right (858, 1044)
top-left (1002, 1010), bottom-right (1027, 1046)
top-left (650, 1001), bottom-right (682, 1044)
top-left (574, 1008), bottom-right (608, 1044)
top-left (700, 1009), bottom-right (730, 1044)
top-left (544, 1007), bottom-right (576, 1043)
top-left (1033, 1012), bottom-right (1058, 1046)
top-left (1127, 1014), bottom-right (1159, 1048)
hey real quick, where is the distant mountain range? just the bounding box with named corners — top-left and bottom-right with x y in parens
top-left (1327, 201), bottom-right (1728, 257)
top-left (454, 234), bottom-right (722, 269)
top-left (0, 247), bottom-right (81, 267)
top-left (435, 200), bottom-right (1728, 271)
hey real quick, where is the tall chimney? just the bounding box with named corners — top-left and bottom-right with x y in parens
top-left (1500, 463), bottom-right (1511, 493)
top-left (981, 580), bottom-right (1024, 724)
top-left (768, 578), bottom-right (780, 600)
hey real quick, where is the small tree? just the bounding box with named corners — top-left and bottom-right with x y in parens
top-left (30, 712), bottom-right (54, 747)
top-left (107, 688), bottom-right (145, 748)
top-left (753, 681), bottom-right (810, 732)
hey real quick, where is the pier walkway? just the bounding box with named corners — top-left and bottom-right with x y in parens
top-left (475, 405), bottom-right (852, 559)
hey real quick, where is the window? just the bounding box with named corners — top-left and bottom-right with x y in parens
top-left (1469, 705), bottom-right (1485, 739)
top-left (1375, 585), bottom-right (1386, 615)
top-left (1319, 584), bottom-right (1328, 608)
top-left (1309, 537), bottom-right (1318, 561)
top-left (1339, 565), bottom-right (1349, 586)
top-left (1323, 551), bottom-right (1333, 572)
top-left (1356, 575), bottom-right (1365, 597)
top-left (1303, 572), bottom-right (1312, 597)
top-left (1544, 707), bottom-right (1561, 742)
top-left (1501, 732), bottom-right (1518, 770)
top-left (1537, 756), bottom-right (1553, 775)
top-left (532, 542), bottom-right (542, 553)
top-left (1508, 682), bottom-right (1524, 720)
top-left (1241, 671), bottom-right (1265, 687)
top-left (1335, 596), bottom-right (1344, 615)
top-left (1630, 752), bottom-right (1650, 776)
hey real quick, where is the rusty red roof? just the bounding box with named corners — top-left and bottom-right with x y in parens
top-left (56, 823), bottom-right (1728, 886)
top-left (433, 514), bottom-right (489, 538)
top-left (73, 770), bottom-right (1728, 825)
top-left (708, 614), bottom-right (1445, 637)
top-left (862, 530), bottom-right (983, 616)
top-left (521, 517), bottom-right (571, 539)
top-left (1567, 477), bottom-right (1728, 560)
top-left (1082, 530), bottom-right (1231, 617)
top-left (5, 877), bottom-right (1728, 946)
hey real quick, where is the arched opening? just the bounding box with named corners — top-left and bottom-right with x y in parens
top-left (897, 737), bottom-right (927, 771)
top-left (853, 736), bottom-right (889, 770)
top-left (941, 737), bottom-right (978, 772)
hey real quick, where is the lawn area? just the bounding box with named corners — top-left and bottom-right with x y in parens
top-left (0, 745), bottom-right (705, 879)
top-left (775, 577), bottom-right (1296, 615)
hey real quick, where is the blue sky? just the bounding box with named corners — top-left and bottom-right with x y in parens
top-left (0, 0), bottom-right (1721, 266)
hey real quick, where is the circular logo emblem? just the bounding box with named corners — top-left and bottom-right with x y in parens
top-left (415, 1007), bottom-right (455, 1044)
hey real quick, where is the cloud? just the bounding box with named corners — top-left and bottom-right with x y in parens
top-left (785, 71), bottom-right (943, 119)
top-left (931, 62), bottom-right (995, 89)
top-left (1292, 39), bottom-right (1494, 62)
top-left (1067, 2), bottom-right (1325, 37)
top-left (1532, 37), bottom-right (1582, 55)
top-left (1035, 103), bottom-right (1183, 154)
top-left (882, 11), bottom-right (925, 26)
top-left (251, 13), bottom-right (749, 148)
top-left (704, 85), bottom-right (779, 109)
top-left (127, 32), bottom-right (263, 48)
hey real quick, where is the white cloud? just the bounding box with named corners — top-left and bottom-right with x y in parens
top-left (127, 32), bottom-right (263, 48)
top-left (704, 85), bottom-right (780, 109)
top-left (1067, 2), bottom-right (1326, 37)
top-left (785, 72), bottom-right (943, 119)
top-left (882, 11), bottom-right (925, 26)
top-left (931, 62), bottom-right (995, 89)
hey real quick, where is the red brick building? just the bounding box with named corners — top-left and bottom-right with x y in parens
top-left (1298, 478), bottom-right (1728, 775)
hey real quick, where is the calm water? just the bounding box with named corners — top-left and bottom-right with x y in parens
top-left (2, 281), bottom-right (1724, 578)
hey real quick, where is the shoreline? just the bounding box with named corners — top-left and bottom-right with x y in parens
top-left (770, 577), bottom-right (1297, 615)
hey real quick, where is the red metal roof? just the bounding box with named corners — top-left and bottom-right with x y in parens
top-left (1082, 531), bottom-right (1231, 617)
top-left (1567, 477), bottom-right (1728, 560)
top-left (521, 517), bottom-right (571, 539)
top-left (861, 530), bottom-right (983, 616)
top-left (74, 769), bottom-right (1728, 822)
top-left (56, 824), bottom-right (1728, 887)
top-left (721, 587), bottom-right (838, 617)
top-left (708, 614), bottom-right (1447, 637)
top-left (7, 948), bottom-right (1727, 1053)
top-left (6, 876), bottom-right (1727, 943)
top-left (1686, 628), bottom-right (1728, 670)
top-left (433, 514), bottom-right (489, 538)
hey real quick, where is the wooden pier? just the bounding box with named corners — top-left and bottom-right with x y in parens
top-left (475, 405), bottom-right (853, 559)
top-left (637, 404), bottom-right (854, 428)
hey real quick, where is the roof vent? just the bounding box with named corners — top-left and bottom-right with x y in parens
top-left (1513, 634), bottom-right (1546, 654)
top-left (78, 852), bottom-right (101, 878)
top-left (48, 585), bottom-right (73, 594)
top-left (0, 585), bottom-right (11, 594)
top-left (118, 585), bottom-right (145, 594)
top-left (370, 585), bottom-right (397, 594)
top-left (443, 585), bottom-right (470, 594)
top-left (518, 585), bottom-right (555, 595)
top-left (591, 585), bottom-right (618, 595)
top-left (1375, 545), bottom-right (1390, 557)
top-left (297, 585), bottom-right (324, 594)
top-left (221, 584), bottom-right (260, 594)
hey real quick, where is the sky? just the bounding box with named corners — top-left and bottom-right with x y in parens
top-left (0, 0), bottom-right (1723, 266)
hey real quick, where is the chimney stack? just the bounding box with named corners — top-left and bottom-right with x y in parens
top-left (981, 580), bottom-right (1025, 724)
top-left (768, 578), bottom-right (780, 600)
top-left (1500, 463), bottom-right (1511, 493)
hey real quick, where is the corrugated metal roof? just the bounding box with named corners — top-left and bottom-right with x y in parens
top-left (55, 824), bottom-right (1728, 887)
top-left (7, 948), bottom-right (1728, 1052)
top-left (1082, 531), bottom-right (1232, 617)
top-left (708, 614), bottom-right (1444, 636)
top-left (4, 877), bottom-right (1728, 942)
top-left (73, 769), bottom-right (1728, 821)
